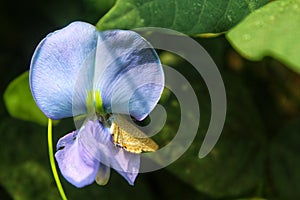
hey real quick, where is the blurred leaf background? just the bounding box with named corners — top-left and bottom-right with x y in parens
top-left (1, 0), bottom-right (300, 199)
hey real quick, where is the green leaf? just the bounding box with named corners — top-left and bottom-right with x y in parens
top-left (3, 71), bottom-right (48, 126)
top-left (226, 0), bottom-right (300, 73)
top-left (0, 161), bottom-right (60, 200)
top-left (270, 120), bottom-right (300, 199)
top-left (97, 0), bottom-right (268, 35)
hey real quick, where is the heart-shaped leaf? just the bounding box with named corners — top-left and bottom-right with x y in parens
top-left (227, 0), bottom-right (300, 73)
top-left (97, 0), bottom-right (268, 35)
top-left (3, 71), bottom-right (48, 126)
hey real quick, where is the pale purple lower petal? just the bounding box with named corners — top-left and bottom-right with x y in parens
top-left (113, 150), bottom-right (139, 185)
top-left (80, 120), bottom-right (140, 185)
top-left (55, 120), bottom-right (140, 187)
top-left (55, 130), bottom-right (99, 188)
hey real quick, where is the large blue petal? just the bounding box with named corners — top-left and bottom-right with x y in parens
top-left (30, 21), bottom-right (97, 119)
top-left (93, 30), bottom-right (164, 120)
top-left (80, 120), bottom-right (140, 185)
top-left (55, 130), bottom-right (100, 188)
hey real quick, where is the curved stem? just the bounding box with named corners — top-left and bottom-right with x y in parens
top-left (48, 118), bottom-right (68, 200)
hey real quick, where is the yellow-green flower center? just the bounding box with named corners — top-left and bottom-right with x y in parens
top-left (86, 90), bottom-right (105, 114)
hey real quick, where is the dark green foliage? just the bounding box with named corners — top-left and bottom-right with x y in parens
top-left (97, 0), bottom-right (268, 35)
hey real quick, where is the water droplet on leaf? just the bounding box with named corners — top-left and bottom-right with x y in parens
top-left (242, 34), bottom-right (251, 41)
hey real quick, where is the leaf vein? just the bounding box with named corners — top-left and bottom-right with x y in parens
top-left (212, 0), bottom-right (232, 32)
top-left (191, 0), bottom-right (207, 33)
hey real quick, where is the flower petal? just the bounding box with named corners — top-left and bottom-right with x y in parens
top-left (93, 30), bottom-right (164, 120)
top-left (30, 21), bottom-right (97, 119)
top-left (55, 129), bottom-right (99, 188)
top-left (111, 150), bottom-right (140, 185)
top-left (95, 164), bottom-right (110, 185)
top-left (80, 120), bottom-right (140, 185)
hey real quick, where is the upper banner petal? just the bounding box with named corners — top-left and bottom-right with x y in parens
top-left (30, 21), bottom-right (97, 119)
top-left (93, 30), bottom-right (164, 120)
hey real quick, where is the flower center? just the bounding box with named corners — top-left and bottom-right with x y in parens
top-left (86, 90), bottom-right (105, 115)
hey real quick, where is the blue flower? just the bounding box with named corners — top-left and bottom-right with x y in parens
top-left (29, 21), bottom-right (164, 188)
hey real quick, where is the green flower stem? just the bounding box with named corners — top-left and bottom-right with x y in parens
top-left (48, 118), bottom-right (68, 200)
